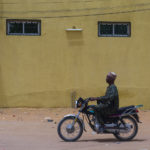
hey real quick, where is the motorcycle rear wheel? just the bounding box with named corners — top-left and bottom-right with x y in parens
top-left (114, 116), bottom-right (138, 141)
top-left (57, 116), bottom-right (83, 142)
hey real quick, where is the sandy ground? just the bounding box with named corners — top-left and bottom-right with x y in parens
top-left (0, 108), bottom-right (149, 150)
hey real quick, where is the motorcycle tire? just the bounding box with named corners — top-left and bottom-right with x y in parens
top-left (57, 116), bottom-right (83, 142)
top-left (114, 116), bottom-right (138, 141)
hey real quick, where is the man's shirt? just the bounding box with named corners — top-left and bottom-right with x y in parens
top-left (99, 84), bottom-right (119, 112)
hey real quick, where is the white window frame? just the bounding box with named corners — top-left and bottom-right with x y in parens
top-left (98, 22), bottom-right (131, 37)
top-left (7, 20), bottom-right (41, 36)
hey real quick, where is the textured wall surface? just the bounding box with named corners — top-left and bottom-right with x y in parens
top-left (0, 0), bottom-right (150, 109)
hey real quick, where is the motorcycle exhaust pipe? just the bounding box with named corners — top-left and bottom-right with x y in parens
top-left (105, 123), bottom-right (131, 133)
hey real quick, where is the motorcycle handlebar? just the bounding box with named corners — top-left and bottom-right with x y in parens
top-left (84, 98), bottom-right (90, 104)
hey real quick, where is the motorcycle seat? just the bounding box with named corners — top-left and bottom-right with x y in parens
top-left (117, 105), bottom-right (135, 113)
top-left (109, 105), bottom-right (135, 117)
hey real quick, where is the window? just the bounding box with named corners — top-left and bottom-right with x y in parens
top-left (98, 22), bottom-right (131, 37)
top-left (6, 20), bottom-right (41, 36)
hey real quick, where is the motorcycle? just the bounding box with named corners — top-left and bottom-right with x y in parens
top-left (57, 97), bottom-right (143, 142)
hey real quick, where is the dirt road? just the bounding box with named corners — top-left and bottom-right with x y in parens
top-left (0, 108), bottom-right (149, 150)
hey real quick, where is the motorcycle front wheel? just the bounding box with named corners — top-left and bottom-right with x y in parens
top-left (114, 116), bottom-right (138, 141)
top-left (57, 116), bottom-right (83, 142)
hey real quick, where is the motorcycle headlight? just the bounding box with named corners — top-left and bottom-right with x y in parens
top-left (75, 100), bottom-right (82, 108)
top-left (75, 100), bottom-right (78, 108)
top-left (75, 97), bottom-right (84, 108)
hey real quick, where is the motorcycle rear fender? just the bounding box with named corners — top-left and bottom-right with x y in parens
top-left (64, 114), bottom-right (86, 131)
top-left (121, 114), bottom-right (141, 123)
top-left (132, 114), bottom-right (141, 123)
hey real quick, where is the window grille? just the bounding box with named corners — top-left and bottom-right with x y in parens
top-left (6, 20), bottom-right (41, 36)
top-left (98, 22), bottom-right (131, 37)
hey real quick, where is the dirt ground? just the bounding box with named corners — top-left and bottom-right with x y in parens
top-left (0, 108), bottom-right (149, 150)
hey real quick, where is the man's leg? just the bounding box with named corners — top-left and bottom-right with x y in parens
top-left (93, 105), bottom-right (105, 132)
top-left (96, 103), bottom-right (106, 125)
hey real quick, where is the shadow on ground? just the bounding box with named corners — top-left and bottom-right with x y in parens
top-left (62, 138), bottom-right (147, 143)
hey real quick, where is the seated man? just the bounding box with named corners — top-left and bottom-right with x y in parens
top-left (89, 72), bottom-right (119, 132)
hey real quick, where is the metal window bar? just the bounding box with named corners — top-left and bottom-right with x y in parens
top-left (112, 24), bottom-right (115, 36)
top-left (23, 22), bottom-right (25, 35)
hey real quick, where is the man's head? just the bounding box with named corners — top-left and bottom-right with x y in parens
top-left (106, 72), bottom-right (117, 85)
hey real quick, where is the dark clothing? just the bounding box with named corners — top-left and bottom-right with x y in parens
top-left (97, 84), bottom-right (119, 114)
top-left (94, 84), bottom-right (119, 124)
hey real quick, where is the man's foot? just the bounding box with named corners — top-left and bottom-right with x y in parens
top-left (95, 123), bottom-right (105, 133)
top-left (98, 126), bottom-right (104, 133)
top-left (95, 122), bottom-right (100, 131)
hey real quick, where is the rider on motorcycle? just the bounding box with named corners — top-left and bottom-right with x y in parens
top-left (88, 72), bottom-right (119, 132)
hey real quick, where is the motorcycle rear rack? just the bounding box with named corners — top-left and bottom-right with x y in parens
top-left (120, 105), bottom-right (143, 117)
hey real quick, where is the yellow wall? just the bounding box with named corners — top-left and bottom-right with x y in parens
top-left (0, 0), bottom-right (150, 109)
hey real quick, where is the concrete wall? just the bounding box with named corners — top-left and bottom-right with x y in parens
top-left (0, 0), bottom-right (150, 109)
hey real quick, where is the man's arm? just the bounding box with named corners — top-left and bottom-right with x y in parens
top-left (100, 86), bottom-right (116, 103)
top-left (89, 97), bottom-right (101, 101)
top-left (89, 86), bottom-right (117, 103)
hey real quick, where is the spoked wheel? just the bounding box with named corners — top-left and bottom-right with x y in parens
top-left (114, 116), bottom-right (138, 141)
top-left (57, 116), bottom-right (83, 142)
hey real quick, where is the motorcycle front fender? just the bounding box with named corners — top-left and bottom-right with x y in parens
top-left (64, 114), bottom-right (86, 131)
